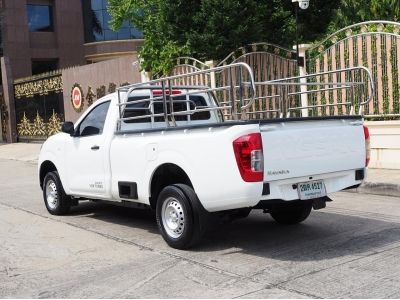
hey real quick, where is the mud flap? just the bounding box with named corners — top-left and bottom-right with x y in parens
top-left (312, 196), bottom-right (332, 210)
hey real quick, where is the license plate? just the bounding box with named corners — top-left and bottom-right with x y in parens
top-left (297, 180), bottom-right (326, 200)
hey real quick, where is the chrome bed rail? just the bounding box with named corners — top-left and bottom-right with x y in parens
top-left (116, 63), bottom-right (374, 132)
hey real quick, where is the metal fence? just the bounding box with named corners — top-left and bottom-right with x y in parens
top-left (169, 57), bottom-right (212, 87)
top-left (170, 22), bottom-right (400, 120)
top-left (306, 21), bottom-right (400, 119)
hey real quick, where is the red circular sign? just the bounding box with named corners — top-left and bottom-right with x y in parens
top-left (71, 84), bottom-right (84, 112)
top-left (72, 87), bottom-right (82, 109)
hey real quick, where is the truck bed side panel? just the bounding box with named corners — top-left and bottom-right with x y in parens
top-left (109, 124), bottom-right (264, 211)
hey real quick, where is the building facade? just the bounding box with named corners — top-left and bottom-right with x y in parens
top-left (0, 0), bottom-right (144, 142)
top-left (82, 0), bottom-right (143, 63)
top-left (1, 0), bottom-right (86, 79)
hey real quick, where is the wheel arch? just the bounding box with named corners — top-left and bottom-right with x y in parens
top-left (39, 160), bottom-right (58, 189)
top-left (149, 163), bottom-right (193, 210)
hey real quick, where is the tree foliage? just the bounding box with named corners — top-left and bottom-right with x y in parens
top-left (108, 0), bottom-right (399, 75)
top-left (108, 0), bottom-right (191, 75)
top-left (330, 0), bottom-right (400, 31)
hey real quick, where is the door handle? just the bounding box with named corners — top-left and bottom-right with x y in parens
top-left (91, 145), bottom-right (100, 151)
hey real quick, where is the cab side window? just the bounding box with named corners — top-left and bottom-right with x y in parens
top-left (79, 101), bottom-right (110, 137)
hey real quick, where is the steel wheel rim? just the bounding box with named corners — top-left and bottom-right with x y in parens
top-left (161, 197), bottom-right (185, 239)
top-left (45, 179), bottom-right (58, 210)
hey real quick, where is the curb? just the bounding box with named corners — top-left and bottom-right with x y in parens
top-left (350, 182), bottom-right (400, 198)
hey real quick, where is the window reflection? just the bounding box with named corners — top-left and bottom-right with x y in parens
top-left (83, 0), bottom-right (143, 43)
top-left (27, 5), bottom-right (53, 32)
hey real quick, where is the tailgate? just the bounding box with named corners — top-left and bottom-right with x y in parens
top-left (261, 118), bottom-right (365, 181)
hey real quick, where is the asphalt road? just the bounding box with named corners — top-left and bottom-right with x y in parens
top-left (1, 158), bottom-right (400, 298)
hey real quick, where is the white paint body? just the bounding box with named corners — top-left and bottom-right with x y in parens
top-left (38, 92), bottom-right (367, 212)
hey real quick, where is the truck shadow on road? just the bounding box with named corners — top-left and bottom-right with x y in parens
top-left (195, 210), bottom-right (400, 261)
top-left (68, 202), bottom-right (400, 261)
top-left (68, 201), bottom-right (159, 234)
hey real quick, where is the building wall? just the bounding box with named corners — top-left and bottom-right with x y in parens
top-left (84, 39), bottom-right (144, 63)
top-left (1, 0), bottom-right (31, 79)
top-left (366, 121), bottom-right (400, 170)
top-left (53, 0), bottom-right (86, 69)
top-left (0, 93), bottom-right (3, 142)
top-left (62, 55), bottom-right (141, 122)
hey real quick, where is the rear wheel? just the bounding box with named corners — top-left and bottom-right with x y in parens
top-left (270, 202), bottom-right (312, 225)
top-left (156, 184), bottom-right (204, 249)
top-left (43, 171), bottom-right (71, 215)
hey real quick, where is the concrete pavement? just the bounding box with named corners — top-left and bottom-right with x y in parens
top-left (1, 158), bottom-right (400, 298)
top-left (0, 142), bottom-right (399, 197)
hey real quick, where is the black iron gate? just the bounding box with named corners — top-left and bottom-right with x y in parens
top-left (14, 71), bottom-right (64, 141)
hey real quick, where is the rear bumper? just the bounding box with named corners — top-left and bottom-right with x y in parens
top-left (260, 169), bottom-right (365, 202)
top-left (200, 169), bottom-right (364, 212)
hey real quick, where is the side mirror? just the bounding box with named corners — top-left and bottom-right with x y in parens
top-left (61, 122), bottom-right (75, 136)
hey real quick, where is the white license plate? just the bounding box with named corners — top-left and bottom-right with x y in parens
top-left (297, 180), bottom-right (326, 200)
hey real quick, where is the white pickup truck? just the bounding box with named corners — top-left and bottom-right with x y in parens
top-left (38, 63), bottom-right (373, 249)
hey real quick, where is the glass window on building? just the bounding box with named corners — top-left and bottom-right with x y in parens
top-left (27, 5), bottom-right (54, 32)
top-left (82, 0), bottom-right (143, 43)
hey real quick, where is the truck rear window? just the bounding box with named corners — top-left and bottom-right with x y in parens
top-left (123, 95), bottom-right (211, 123)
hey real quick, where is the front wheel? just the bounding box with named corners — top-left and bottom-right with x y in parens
top-left (270, 202), bottom-right (312, 225)
top-left (43, 171), bottom-right (71, 215)
top-left (156, 184), bottom-right (204, 249)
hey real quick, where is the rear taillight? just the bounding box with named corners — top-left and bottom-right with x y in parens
top-left (152, 90), bottom-right (182, 96)
top-left (233, 133), bottom-right (264, 182)
top-left (364, 125), bottom-right (370, 167)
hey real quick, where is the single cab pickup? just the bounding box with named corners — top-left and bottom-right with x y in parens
top-left (38, 63), bottom-right (373, 249)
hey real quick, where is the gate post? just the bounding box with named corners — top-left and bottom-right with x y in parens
top-left (0, 96), bottom-right (3, 142)
top-left (1, 57), bottom-right (17, 143)
top-left (205, 60), bottom-right (216, 89)
top-left (296, 44), bottom-right (311, 117)
top-left (141, 70), bottom-right (151, 83)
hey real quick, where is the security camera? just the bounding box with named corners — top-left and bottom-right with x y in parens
top-left (299, 0), bottom-right (309, 9)
top-left (292, 0), bottom-right (310, 10)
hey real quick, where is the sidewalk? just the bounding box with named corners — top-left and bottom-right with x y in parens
top-left (354, 169), bottom-right (400, 198)
top-left (0, 142), bottom-right (399, 198)
top-left (0, 142), bottom-right (42, 163)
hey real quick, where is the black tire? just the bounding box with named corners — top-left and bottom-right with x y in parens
top-left (270, 202), bottom-right (312, 225)
top-left (43, 171), bottom-right (71, 215)
top-left (156, 184), bottom-right (205, 249)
